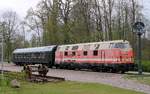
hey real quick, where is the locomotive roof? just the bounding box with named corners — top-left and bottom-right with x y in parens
top-left (13, 45), bottom-right (56, 54)
top-left (57, 40), bottom-right (130, 51)
top-left (59, 40), bottom-right (129, 46)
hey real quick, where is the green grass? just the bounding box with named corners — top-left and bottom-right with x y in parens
top-left (0, 81), bottom-right (145, 94)
top-left (0, 72), bottom-right (145, 94)
top-left (124, 73), bottom-right (150, 86)
top-left (124, 60), bottom-right (150, 85)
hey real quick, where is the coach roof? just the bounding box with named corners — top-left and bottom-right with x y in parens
top-left (13, 45), bottom-right (56, 54)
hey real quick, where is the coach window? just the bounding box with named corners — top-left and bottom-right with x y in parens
top-left (17, 54), bottom-right (20, 59)
top-left (31, 54), bottom-right (34, 58)
top-left (64, 52), bottom-right (68, 56)
top-left (14, 54), bottom-right (16, 59)
top-left (83, 51), bottom-right (88, 56)
top-left (93, 50), bottom-right (98, 56)
top-left (23, 54), bottom-right (25, 59)
top-left (38, 53), bottom-right (40, 58)
top-left (42, 53), bottom-right (45, 59)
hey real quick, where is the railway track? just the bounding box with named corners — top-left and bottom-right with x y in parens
top-left (1, 63), bottom-right (150, 94)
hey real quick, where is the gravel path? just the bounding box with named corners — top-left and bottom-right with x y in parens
top-left (1, 64), bottom-right (150, 94)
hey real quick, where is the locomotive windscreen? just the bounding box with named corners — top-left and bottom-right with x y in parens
top-left (109, 42), bottom-right (131, 49)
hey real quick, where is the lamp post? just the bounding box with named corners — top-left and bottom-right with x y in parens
top-left (133, 22), bottom-right (145, 75)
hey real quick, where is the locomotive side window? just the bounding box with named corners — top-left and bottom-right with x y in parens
top-left (64, 52), bottom-right (68, 56)
top-left (93, 50), bottom-right (98, 56)
top-left (72, 52), bottom-right (76, 56)
top-left (83, 51), bottom-right (88, 56)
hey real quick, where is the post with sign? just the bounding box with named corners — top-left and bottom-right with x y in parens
top-left (133, 22), bottom-right (145, 75)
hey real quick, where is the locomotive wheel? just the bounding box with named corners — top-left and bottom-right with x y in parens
top-left (92, 67), bottom-right (100, 72)
top-left (120, 70), bottom-right (125, 74)
top-left (111, 68), bottom-right (118, 73)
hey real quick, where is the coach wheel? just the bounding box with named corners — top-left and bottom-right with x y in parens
top-left (48, 65), bottom-right (52, 68)
top-left (59, 66), bottom-right (63, 69)
top-left (60, 64), bottom-right (65, 69)
top-left (55, 65), bottom-right (59, 69)
top-left (70, 66), bottom-right (75, 70)
top-left (109, 68), bottom-right (113, 73)
top-left (67, 64), bottom-right (72, 70)
top-left (112, 69), bottom-right (118, 73)
top-left (15, 62), bottom-right (18, 65)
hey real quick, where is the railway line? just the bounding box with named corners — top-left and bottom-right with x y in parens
top-left (1, 63), bottom-right (150, 94)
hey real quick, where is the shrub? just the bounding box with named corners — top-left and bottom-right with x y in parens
top-left (142, 61), bottom-right (150, 72)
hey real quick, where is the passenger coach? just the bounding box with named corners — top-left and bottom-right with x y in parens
top-left (12, 46), bottom-right (57, 67)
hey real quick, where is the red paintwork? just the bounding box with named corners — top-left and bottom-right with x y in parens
top-left (55, 48), bottom-right (134, 64)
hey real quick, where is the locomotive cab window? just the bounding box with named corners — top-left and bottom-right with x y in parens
top-left (83, 51), bottom-right (88, 56)
top-left (114, 43), bottom-right (129, 49)
top-left (64, 52), bottom-right (68, 56)
top-left (93, 50), bottom-right (98, 56)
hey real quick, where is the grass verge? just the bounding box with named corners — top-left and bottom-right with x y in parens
top-left (0, 72), bottom-right (145, 94)
top-left (124, 73), bottom-right (150, 86)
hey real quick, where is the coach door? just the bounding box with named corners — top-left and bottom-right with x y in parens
top-left (60, 52), bottom-right (64, 62)
top-left (101, 50), bottom-right (105, 63)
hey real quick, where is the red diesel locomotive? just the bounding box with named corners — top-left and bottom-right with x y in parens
top-left (55, 40), bottom-right (134, 73)
top-left (12, 40), bottom-right (134, 73)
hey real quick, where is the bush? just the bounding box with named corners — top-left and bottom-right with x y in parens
top-left (142, 61), bottom-right (150, 72)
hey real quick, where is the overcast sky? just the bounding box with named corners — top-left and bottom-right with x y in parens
top-left (0, 0), bottom-right (40, 18)
top-left (143, 0), bottom-right (150, 19)
top-left (0, 0), bottom-right (149, 18)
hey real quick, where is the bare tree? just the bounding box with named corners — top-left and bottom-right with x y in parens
top-left (0, 10), bottom-right (19, 63)
top-left (25, 8), bottom-right (42, 46)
